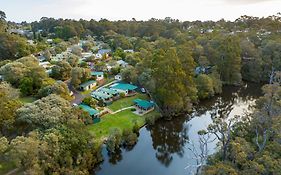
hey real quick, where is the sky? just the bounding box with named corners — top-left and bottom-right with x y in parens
top-left (0, 0), bottom-right (280, 22)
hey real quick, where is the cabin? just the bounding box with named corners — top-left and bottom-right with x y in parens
top-left (79, 80), bottom-right (97, 91)
top-left (133, 99), bottom-right (155, 114)
top-left (79, 104), bottom-right (100, 123)
top-left (116, 60), bottom-right (129, 68)
top-left (99, 88), bottom-right (119, 97)
top-left (91, 71), bottom-right (104, 80)
top-left (110, 83), bottom-right (138, 96)
top-left (91, 91), bottom-right (112, 102)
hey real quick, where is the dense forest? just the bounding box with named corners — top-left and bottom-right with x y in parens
top-left (1, 10), bottom-right (281, 174)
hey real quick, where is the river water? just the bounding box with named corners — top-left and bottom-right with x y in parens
top-left (94, 83), bottom-right (262, 175)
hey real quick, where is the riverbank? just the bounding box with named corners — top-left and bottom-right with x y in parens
top-left (94, 83), bottom-right (263, 175)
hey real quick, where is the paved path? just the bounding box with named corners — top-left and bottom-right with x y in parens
top-left (66, 80), bottom-right (85, 105)
top-left (111, 106), bottom-right (135, 114)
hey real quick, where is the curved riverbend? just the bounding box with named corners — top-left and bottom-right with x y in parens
top-left (94, 83), bottom-right (262, 175)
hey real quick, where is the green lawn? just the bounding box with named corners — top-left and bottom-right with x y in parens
top-left (19, 96), bottom-right (37, 104)
top-left (87, 109), bottom-right (145, 141)
top-left (0, 162), bottom-right (16, 175)
top-left (107, 93), bottom-right (149, 111)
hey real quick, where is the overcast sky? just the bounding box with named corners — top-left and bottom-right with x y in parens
top-left (1, 0), bottom-right (280, 22)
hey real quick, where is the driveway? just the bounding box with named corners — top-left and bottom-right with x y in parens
top-left (66, 80), bottom-right (85, 105)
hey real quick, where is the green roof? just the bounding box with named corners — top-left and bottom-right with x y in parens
top-left (133, 99), bottom-right (154, 110)
top-left (79, 80), bottom-right (96, 88)
top-left (79, 104), bottom-right (99, 116)
top-left (92, 91), bottom-right (112, 99)
top-left (111, 83), bottom-right (138, 91)
top-left (91, 71), bottom-right (104, 76)
top-left (99, 88), bottom-right (118, 95)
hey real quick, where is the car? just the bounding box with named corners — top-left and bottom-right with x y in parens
top-left (141, 88), bottom-right (146, 93)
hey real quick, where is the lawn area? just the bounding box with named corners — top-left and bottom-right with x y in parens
top-left (107, 93), bottom-right (149, 112)
top-left (87, 109), bottom-right (146, 141)
top-left (0, 162), bottom-right (16, 175)
top-left (19, 96), bottom-right (37, 104)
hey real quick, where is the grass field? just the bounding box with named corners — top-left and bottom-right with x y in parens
top-left (107, 93), bottom-right (149, 112)
top-left (19, 96), bottom-right (37, 104)
top-left (0, 162), bottom-right (16, 175)
top-left (87, 109), bottom-right (146, 141)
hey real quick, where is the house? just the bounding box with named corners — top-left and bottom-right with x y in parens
top-left (124, 49), bottom-right (134, 53)
top-left (91, 71), bottom-right (104, 80)
top-left (114, 74), bottom-right (122, 81)
top-left (91, 91), bottom-right (112, 102)
top-left (82, 52), bottom-right (93, 59)
top-left (110, 83), bottom-right (138, 96)
top-left (79, 104), bottom-right (100, 123)
top-left (39, 61), bottom-right (52, 69)
top-left (79, 80), bottom-right (97, 91)
top-left (98, 49), bottom-right (111, 55)
top-left (116, 60), bottom-right (129, 68)
top-left (98, 88), bottom-right (119, 97)
top-left (133, 99), bottom-right (155, 112)
top-left (0, 75), bottom-right (3, 81)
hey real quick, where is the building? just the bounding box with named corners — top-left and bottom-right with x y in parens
top-left (79, 80), bottom-right (97, 91)
top-left (98, 88), bottom-right (119, 97)
top-left (91, 91), bottom-right (112, 102)
top-left (79, 104), bottom-right (100, 123)
top-left (124, 49), bottom-right (134, 53)
top-left (114, 74), bottom-right (122, 81)
top-left (91, 71), bottom-right (104, 80)
top-left (116, 60), bottom-right (129, 68)
top-left (98, 49), bottom-right (111, 55)
top-left (110, 83), bottom-right (138, 96)
top-left (133, 99), bottom-right (155, 112)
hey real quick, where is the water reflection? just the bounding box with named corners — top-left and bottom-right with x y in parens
top-left (95, 83), bottom-right (262, 175)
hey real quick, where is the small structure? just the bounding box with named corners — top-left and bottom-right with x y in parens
top-left (91, 91), bottom-right (112, 102)
top-left (114, 74), bottom-right (122, 81)
top-left (91, 71), bottom-right (104, 80)
top-left (124, 49), bottom-right (134, 53)
top-left (79, 104), bottom-right (100, 123)
top-left (117, 60), bottom-right (129, 68)
top-left (79, 80), bottom-right (97, 91)
top-left (110, 83), bottom-right (138, 96)
top-left (98, 49), bottom-right (111, 55)
top-left (133, 99), bottom-right (155, 114)
top-left (99, 88), bottom-right (119, 97)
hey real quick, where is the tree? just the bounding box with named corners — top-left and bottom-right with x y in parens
top-left (16, 94), bottom-right (73, 132)
top-left (51, 61), bottom-right (72, 80)
top-left (195, 74), bottom-right (215, 99)
top-left (71, 45), bottom-right (82, 56)
top-left (70, 67), bottom-right (91, 88)
top-left (66, 54), bottom-right (79, 67)
top-left (0, 62), bottom-right (28, 86)
top-left (0, 82), bottom-right (22, 136)
top-left (106, 128), bottom-right (122, 153)
top-left (218, 36), bottom-right (242, 85)
top-left (19, 77), bottom-right (34, 96)
top-left (120, 66), bottom-right (138, 83)
top-left (82, 41), bottom-right (93, 52)
top-left (37, 81), bottom-right (72, 100)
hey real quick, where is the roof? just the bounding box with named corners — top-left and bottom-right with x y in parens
top-left (91, 71), bottom-right (104, 76)
top-left (79, 80), bottom-right (96, 88)
top-left (92, 91), bottom-right (112, 99)
top-left (111, 83), bottom-right (138, 91)
top-left (117, 60), bottom-right (128, 65)
top-left (79, 104), bottom-right (99, 116)
top-left (133, 99), bottom-right (154, 109)
top-left (99, 88), bottom-right (118, 95)
top-left (98, 49), bottom-right (111, 55)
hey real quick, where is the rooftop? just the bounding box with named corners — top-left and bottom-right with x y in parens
top-left (79, 104), bottom-right (99, 116)
top-left (99, 88), bottom-right (119, 95)
top-left (92, 91), bottom-right (112, 99)
top-left (98, 49), bottom-right (111, 55)
top-left (111, 83), bottom-right (138, 91)
top-left (133, 99), bottom-right (154, 109)
top-left (79, 80), bottom-right (96, 88)
top-left (91, 71), bottom-right (104, 76)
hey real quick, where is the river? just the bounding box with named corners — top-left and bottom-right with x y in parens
top-left (94, 83), bottom-right (262, 175)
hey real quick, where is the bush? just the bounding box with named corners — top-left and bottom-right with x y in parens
top-left (122, 129), bottom-right (138, 146)
top-left (131, 108), bottom-right (136, 112)
top-left (119, 92), bottom-right (126, 98)
top-left (145, 113), bottom-right (162, 126)
top-left (106, 128), bottom-right (122, 153)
